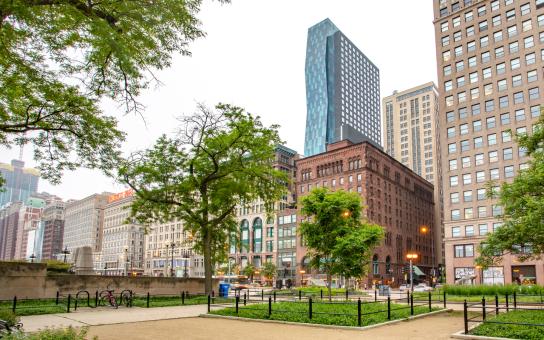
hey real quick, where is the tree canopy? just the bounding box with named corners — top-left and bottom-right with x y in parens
top-left (0, 0), bottom-right (226, 183)
top-left (477, 112), bottom-right (544, 267)
top-left (299, 188), bottom-right (383, 300)
top-left (119, 103), bottom-right (288, 293)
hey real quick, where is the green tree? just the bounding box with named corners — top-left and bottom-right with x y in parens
top-left (242, 263), bottom-right (256, 280)
top-left (261, 261), bottom-right (277, 284)
top-left (477, 112), bottom-right (544, 267)
top-left (119, 103), bottom-right (287, 294)
top-left (299, 188), bottom-right (383, 300)
top-left (0, 0), bottom-right (226, 183)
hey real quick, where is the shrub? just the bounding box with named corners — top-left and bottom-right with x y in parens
top-left (0, 310), bottom-right (20, 327)
top-left (1, 327), bottom-right (92, 340)
top-left (443, 284), bottom-right (543, 296)
top-left (43, 260), bottom-right (71, 274)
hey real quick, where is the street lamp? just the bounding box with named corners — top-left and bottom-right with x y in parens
top-left (124, 246), bottom-right (129, 276)
top-left (299, 270), bottom-right (306, 287)
top-left (406, 253), bottom-right (418, 292)
top-left (62, 247), bottom-right (70, 263)
top-left (29, 253), bottom-right (36, 263)
top-left (341, 210), bottom-right (351, 218)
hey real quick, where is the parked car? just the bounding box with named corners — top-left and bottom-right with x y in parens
top-left (413, 283), bottom-right (433, 292)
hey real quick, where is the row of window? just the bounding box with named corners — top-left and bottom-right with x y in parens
top-left (447, 104), bottom-right (540, 123)
top-left (449, 165), bottom-right (524, 187)
top-left (448, 110), bottom-right (538, 139)
top-left (439, 0), bottom-right (521, 19)
top-left (451, 205), bottom-right (503, 221)
top-left (446, 86), bottom-right (541, 107)
top-left (449, 148), bottom-right (527, 172)
top-left (451, 222), bottom-right (502, 237)
top-left (445, 67), bottom-right (541, 93)
top-left (447, 129), bottom-right (530, 155)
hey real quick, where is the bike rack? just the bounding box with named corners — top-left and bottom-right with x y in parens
top-left (119, 289), bottom-right (133, 307)
top-left (74, 290), bottom-right (92, 310)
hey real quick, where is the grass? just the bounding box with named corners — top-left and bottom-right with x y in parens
top-left (274, 287), bottom-right (366, 297)
top-left (443, 284), bottom-right (543, 296)
top-left (130, 294), bottom-right (234, 308)
top-left (470, 310), bottom-right (544, 340)
top-left (0, 298), bottom-right (66, 316)
top-left (1, 326), bottom-right (92, 340)
top-left (411, 291), bottom-right (544, 303)
top-left (209, 300), bottom-right (440, 327)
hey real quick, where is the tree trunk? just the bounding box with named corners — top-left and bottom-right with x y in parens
top-left (203, 228), bottom-right (213, 295)
top-left (327, 271), bottom-right (332, 302)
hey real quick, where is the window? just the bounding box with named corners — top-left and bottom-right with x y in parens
top-left (529, 87), bottom-right (540, 100)
top-left (507, 25), bottom-right (517, 37)
top-left (462, 156), bottom-right (471, 168)
top-left (457, 76), bottom-right (465, 88)
top-left (449, 159), bottom-right (458, 170)
top-left (450, 175), bottom-right (459, 186)
top-left (520, 3), bottom-right (531, 15)
top-left (454, 31), bottom-right (462, 42)
top-left (478, 206), bottom-right (487, 217)
top-left (503, 147), bottom-right (513, 160)
top-left (456, 60), bottom-right (465, 72)
top-left (460, 123), bottom-right (469, 135)
top-left (490, 168), bottom-right (500, 180)
top-left (475, 153), bottom-right (484, 165)
top-left (539, 13), bottom-right (544, 26)
top-left (495, 46), bottom-right (505, 59)
top-left (493, 206), bottom-right (503, 217)
top-left (443, 50), bottom-right (451, 61)
top-left (514, 91), bottom-right (524, 104)
top-left (481, 35), bottom-right (489, 48)
top-left (522, 19), bottom-right (532, 32)
top-left (499, 96), bottom-right (509, 108)
top-left (458, 91), bottom-right (466, 103)
top-left (512, 74), bottom-right (522, 87)
top-left (488, 133), bottom-right (497, 145)
top-left (447, 111), bottom-right (455, 122)
top-left (452, 226), bottom-right (460, 237)
top-left (473, 120), bottom-right (482, 131)
top-left (465, 11), bottom-right (474, 22)
top-left (531, 105), bottom-right (540, 117)
top-left (483, 67), bottom-right (492, 79)
top-left (524, 36), bottom-right (534, 48)
top-left (491, 0), bottom-right (500, 11)
top-left (446, 95), bottom-right (453, 107)
top-left (464, 190), bottom-right (473, 202)
top-left (496, 62), bottom-right (506, 74)
top-left (455, 45), bottom-right (463, 56)
top-left (441, 21), bottom-right (449, 32)
top-left (455, 244), bottom-right (474, 257)
top-left (525, 52), bottom-right (536, 65)
top-left (479, 224), bottom-right (488, 235)
top-left (485, 117), bottom-right (495, 129)
top-left (489, 150), bottom-right (499, 162)
top-left (448, 143), bottom-right (457, 154)
top-left (468, 56), bottom-right (477, 67)
top-left (442, 35), bottom-right (450, 46)
top-left (467, 25), bottom-right (475, 37)
top-left (466, 225), bottom-right (475, 236)
top-left (515, 109), bottom-right (526, 121)
top-left (445, 80), bottom-right (453, 91)
top-left (492, 15), bottom-right (502, 26)
top-left (472, 103), bottom-right (481, 115)
top-left (461, 139), bottom-right (470, 151)
top-left (484, 83), bottom-right (493, 96)
top-left (500, 112), bottom-right (510, 125)
top-left (527, 70), bottom-right (537, 82)
top-left (444, 65), bottom-right (452, 76)
top-left (494, 30), bottom-right (503, 42)
top-left (451, 209), bottom-right (461, 220)
top-left (463, 173), bottom-right (472, 185)
top-left (453, 16), bottom-right (461, 27)
top-left (451, 192), bottom-right (460, 203)
top-left (498, 79), bottom-right (507, 92)
top-left (448, 127), bottom-right (456, 138)
top-left (511, 58), bottom-right (520, 70)
top-left (506, 9), bottom-right (516, 21)
top-left (502, 130), bottom-right (512, 142)
top-left (474, 136), bottom-right (484, 148)
top-left (479, 20), bottom-right (488, 31)
top-left (505, 165), bottom-right (514, 178)
top-left (469, 72), bottom-right (478, 83)
top-left (509, 41), bottom-right (519, 54)
top-left (477, 188), bottom-right (486, 200)
top-left (481, 51), bottom-right (491, 63)
top-left (476, 170), bottom-right (486, 182)
top-left (478, 6), bottom-right (486, 17)
top-left (471, 87), bottom-right (480, 99)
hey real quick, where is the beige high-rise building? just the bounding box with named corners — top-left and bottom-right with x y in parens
top-left (382, 83), bottom-right (444, 272)
top-left (434, 0), bottom-right (544, 285)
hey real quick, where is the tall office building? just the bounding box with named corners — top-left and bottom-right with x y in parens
top-left (382, 83), bottom-right (445, 269)
top-left (36, 199), bottom-right (65, 260)
top-left (434, 0), bottom-right (544, 285)
top-left (0, 160), bottom-right (39, 207)
top-left (304, 18), bottom-right (381, 157)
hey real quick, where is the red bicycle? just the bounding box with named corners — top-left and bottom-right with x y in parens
top-left (99, 284), bottom-right (118, 308)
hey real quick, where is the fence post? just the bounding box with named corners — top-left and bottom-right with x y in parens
top-left (505, 293), bottom-right (509, 312)
top-left (428, 291), bottom-right (432, 312)
top-left (410, 293), bottom-right (414, 316)
top-left (407, 290), bottom-right (410, 304)
top-left (387, 296), bottom-right (391, 320)
top-left (463, 300), bottom-right (468, 334)
top-left (236, 296), bottom-right (239, 315)
top-left (268, 296), bottom-right (271, 317)
top-left (182, 291), bottom-right (185, 305)
top-left (56, 291), bottom-right (60, 305)
top-left (309, 297), bottom-right (313, 320)
top-left (12, 296), bottom-right (16, 313)
top-left (495, 295), bottom-right (499, 315)
top-left (95, 291), bottom-right (98, 307)
top-left (243, 293), bottom-right (247, 306)
top-left (482, 298), bottom-right (486, 322)
top-left (357, 298), bottom-right (362, 327)
top-left (299, 290), bottom-right (302, 301)
top-left (513, 292), bottom-right (517, 310)
top-left (346, 289), bottom-right (348, 301)
top-left (443, 290), bottom-right (447, 309)
top-left (273, 291), bottom-right (276, 303)
top-left (67, 294), bottom-right (71, 313)
top-left (146, 292), bottom-right (150, 308)
top-left (207, 295), bottom-right (211, 313)
top-left (374, 289), bottom-right (377, 302)
top-left (262, 289), bottom-right (264, 301)
top-left (321, 289), bottom-right (323, 300)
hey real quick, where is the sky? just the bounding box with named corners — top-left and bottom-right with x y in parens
top-left (1, 0), bottom-right (438, 201)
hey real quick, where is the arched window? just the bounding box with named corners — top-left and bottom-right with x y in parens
top-left (240, 220), bottom-right (249, 253)
top-left (372, 254), bottom-right (379, 275)
top-left (385, 256), bottom-right (391, 274)
top-left (252, 218), bottom-right (262, 253)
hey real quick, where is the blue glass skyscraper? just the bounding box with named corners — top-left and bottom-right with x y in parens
top-left (304, 18), bottom-right (381, 156)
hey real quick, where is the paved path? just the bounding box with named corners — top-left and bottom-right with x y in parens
top-left (87, 312), bottom-right (464, 340)
top-left (20, 305), bottom-right (208, 332)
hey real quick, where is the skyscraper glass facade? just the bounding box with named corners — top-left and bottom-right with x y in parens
top-left (0, 160), bottom-right (39, 208)
top-left (304, 18), bottom-right (381, 156)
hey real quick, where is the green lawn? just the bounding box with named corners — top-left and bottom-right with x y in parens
top-left (470, 310), bottom-right (544, 340)
top-left (0, 298), bottom-right (67, 316)
top-left (412, 292), bottom-right (544, 304)
top-left (273, 287), bottom-right (366, 298)
top-left (131, 295), bottom-right (233, 308)
top-left (210, 300), bottom-right (440, 327)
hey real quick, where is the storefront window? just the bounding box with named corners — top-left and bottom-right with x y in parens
top-left (512, 265), bottom-right (536, 285)
top-left (483, 266), bottom-right (504, 285)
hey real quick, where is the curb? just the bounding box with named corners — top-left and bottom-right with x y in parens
top-left (200, 308), bottom-right (452, 331)
top-left (451, 330), bottom-right (516, 340)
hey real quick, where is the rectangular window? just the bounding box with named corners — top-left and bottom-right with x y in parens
top-left (457, 76), bottom-right (465, 87)
top-left (454, 244), bottom-right (474, 257)
top-left (474, 136), bottom-right (484, 148)
top-left (444, 65), bottom-right (452, 76)
top-left (505, 165), bottom-right (514, 178)
top-left (459, 107), bottom-right (468, 119)
top-left (529, 87), bottom-right (540, 100)
top-left (524, 36), bottom-right (534, 48)
top-left (507, 25), bottom-right (517, 37)
top-left (479, 20), bottom-right (488, 31)
top-left (475, 153), bottom-right (484, 165)
top-left (477, 188), bottom-right (486, 200)
top-left (454, 31), bottom-right (462, 42)
top-left (467, 25), bottom-right (475, 37)
top-left (481, 51), bottom-right (491, 63)
top-left (492, 15), bottom-right (502, 26)
top-left (485, 100), bottom-right (494, 112)
top-left (515, 109), bottom-right (526, 121)
top-left (501, 113), bottom-right (510, 125)
top-left (494, 30), bottom-right (503, 42)
top-left (499, 96), bottom-right (509, 108)
top-left (483, 67), bottom-right (492, 79)
top-left (506, 9), bottom-right (515, 21)
top-left (460, 123), bottom-right (469, 135)
top-left (490, 168), bottom-right (500, 180)
top-left (489, 150), bottom-right (499, 162)
top-left (456, 60), bottom-right (465, 72)
top-left (462, 156), bottom-right (471, 168)
top-left (526, 52), bottom-right (536, 65)
top-left (520, 3), bottom-right (530, 15)
top-left (488, 133), bottom-right (497, 145)
top-left (464, 190), bottom-right (473, 202)
top-left (527, 70), bottom-right (537, 83)
top-left (451, 209), bottom-right (460, 220)
top-left (466, 225), bottom-right (475, 236)
top-left (514, 91), bottom-right (524, 104)
top-left (472, 104), bottom-right (481, 116)
top-left (461, 140), bottom-right (470, 151)
top-left (471, 87), bottom-right (479, 99)
top-left (511, 58), bottom-right (520, 70)
top-left (473, 120), bottom-right (482, 131)
top-left (452, 226), bottom-right (461, 237)
top-left (451, 192), bottom-right (460, 203)
top-left (496, 62), bottom-right (505, 74)
top-left (465, 11), bottom-right (474, 22)
top-left (476, 171), bottom-right (486, 183)
top-left (522, 19), bottom-right (533, 32)
top-left (503, 147), bottom-right (513, 160)
top-left (468, 56), bottom-right (477, 68)
top-left (447, 111), bottom-right (455, 122)
top-left (450, 175), bottom-right (459, 187)
top-left (469, 72), bottom-right (478, 83)
top-left (455, 45), bottom-right (463, 56)
top-left (509, 41), bottom-right (519, 54)
top-left (478, 206), bottom-right (487, 218)
top-left (498, 79), bottom-right (507, 92)
top-left (463, 173), bottom-right (472, 185)
top-left (441, 21), bottom-right (449, 32)
top-left (502, 130), bottom-right (512, 142)
top-left (449, 159), bottom-right (458, 170)
top-left (442, 36), bottom-right (450, 46)
top-left (531, 105), bottom-right (540, 118)
top-left (449, 143), bottom-right (457, 154)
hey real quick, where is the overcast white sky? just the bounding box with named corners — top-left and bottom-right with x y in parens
top-left (1, 0), bottom-right (438, 201)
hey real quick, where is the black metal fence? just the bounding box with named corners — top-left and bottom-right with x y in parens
top-left (462, 295), bottom-right (544, 334)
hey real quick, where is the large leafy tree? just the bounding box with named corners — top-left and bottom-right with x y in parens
top-left (477, 112), bottom-right (544, 267)
top-left (0, 0), bottom-right (226, 183)
top-left (299, 188), bottom-right (383, 300)
top-left (261, 261), bottom-right (277, 284)
top-left (119, 103), bottom-right (287, 293)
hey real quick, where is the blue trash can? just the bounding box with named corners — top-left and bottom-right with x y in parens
top-left (219, 283), bottom-right (230, 297)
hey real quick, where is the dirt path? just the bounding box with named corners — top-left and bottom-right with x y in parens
top-left (88, 312), bottom-right (463, 340)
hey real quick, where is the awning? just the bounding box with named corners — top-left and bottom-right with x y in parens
top-left (413, 266), bottom-right (426, 276)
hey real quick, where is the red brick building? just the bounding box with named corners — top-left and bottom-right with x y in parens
top-left (295, 140), bottom-right (436, 287)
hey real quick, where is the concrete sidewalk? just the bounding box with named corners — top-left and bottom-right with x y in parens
top-left (20, 305), bottom-right (208, 332)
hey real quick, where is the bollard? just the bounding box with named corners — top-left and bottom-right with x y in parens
top-left (495, 295), bottom-right (499, 315)
top-left (374, 289), bottom-right (377, 302)
top-left (387, 296), bottom-right (391, 320)
top-left (67, 294), bottom-right (71, 313)
top-left (482, 298), bottom-right (486, 321)
top-left (243, 293), bottom-right (247, 306)
top-left (146, 292), bottom-right (150, 308)
top-left (345, 289), bottom-right (348, 301)
top-left (428, 291), bottom-right (432, 312)
top-left (56, 291), bottom-right (60, 305)
top-left (407, 291), bottom-right (410, 304)
top-left (182, 291), bottom-right (185, 305)
top-left (299, 290), bottom-right (302, 301)
top-left (262, 289), bottom-right (264, 301)
top-left (463, 300), bottom-right (468, 334)
top-left (357, 298), bottom-right (362, 327)
top-left (12, 296), bottom-right (16, 313)
top-left (207, 295), bottom-right (211, 313)
top-left (268, 296), bottom-right (272, 317)
top-left (95, 291), bottom-right (98, 307)
top-left (273, 291), bottom-right (276, 302)
top-left (235, 296), bottom-right (239, 315)
top-left (513, 292), bottom-right (517, 310)
top-left (410, 293), bottom-right (414, 316)
top-left (321, 289), bottom-right (323, 300)
top-left (309, 297), bottom-right (313, 319)
top-left (506, 293), bottom-right (509, 312)
top-left (443, 290), bottom-right (447, 309)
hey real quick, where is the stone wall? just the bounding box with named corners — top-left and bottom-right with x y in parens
top-left (0, 262), bottom-right (218, 300)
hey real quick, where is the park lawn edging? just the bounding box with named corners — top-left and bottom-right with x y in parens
top-left (451, 330), bottom-right (516, 340)
top-left (200, 308), bottom-right (452, 331)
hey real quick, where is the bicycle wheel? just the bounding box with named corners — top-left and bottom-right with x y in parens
top-left (120, 291), bottom-right (132, 307)
top-left (98, 291), bottom-right (110, 307)
top-left (109, 295), bottom-right (118, 309)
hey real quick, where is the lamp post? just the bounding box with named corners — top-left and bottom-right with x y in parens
top-left (30, 253), bottom-right (36, 263)
top-left (124, 247), bottom-right (129, 276)
top-left (183, 249), bottom-right (189, 278)
top-left (62, 246), bottom-right (70, 263)
top-left (406, 253), bottom-right (418, 292)
top-left (169, 242), bottom-right (176, 277)
top-left (299, 270), bottom-right (306, 287)
top-left (104, 263), bottom-right (107, 276)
